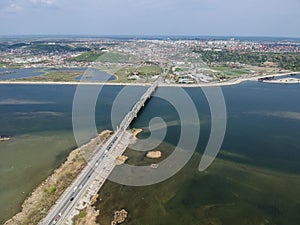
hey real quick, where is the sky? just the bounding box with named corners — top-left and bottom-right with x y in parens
top-left (0, 0), bottom-right (299, 37)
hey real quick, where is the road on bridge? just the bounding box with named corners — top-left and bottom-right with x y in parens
top-left (40, 80), bottom-right (159, 225)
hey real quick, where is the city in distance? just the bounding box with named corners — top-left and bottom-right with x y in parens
top-left (1, 34), bottom-right (300, 225)
top-left (1, 0), bottom-right (300, 225)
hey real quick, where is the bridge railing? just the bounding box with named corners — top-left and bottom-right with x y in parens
top-left (117, 81), bottom-right (158, 132)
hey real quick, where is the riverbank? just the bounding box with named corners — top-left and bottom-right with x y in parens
top-left (0, 80), bottom-right (152, 87)
top-left (0, 72), bottom-right (299, 87)
top-left (263, 78), bottom-right (300, 84)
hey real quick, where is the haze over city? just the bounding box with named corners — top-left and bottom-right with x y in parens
top-left (1, 0), bottom-right (300, 37)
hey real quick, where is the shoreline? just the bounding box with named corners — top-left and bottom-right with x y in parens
top-left (262, 78), bottom-right (300, 84)
top-left (4, 131), bottom-right (113, 225)
top-left (3, 129), bottom-right (141, 225)
top-left (0, 72), bottom-right (299, 88)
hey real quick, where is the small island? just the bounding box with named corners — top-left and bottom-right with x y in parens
top-left (146, 151), bottom-right (162, 159)
top-left (111, 209), bottom-right (128, 225)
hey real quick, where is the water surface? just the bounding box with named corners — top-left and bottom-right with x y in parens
top-left (0, 81), bottom-right (300, 225)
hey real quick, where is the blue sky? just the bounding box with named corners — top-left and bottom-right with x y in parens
top-left (0, 0), bottom-right (299, 37)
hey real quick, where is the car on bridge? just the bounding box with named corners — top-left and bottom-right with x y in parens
top-left (52, 213), bottom-right (62, 224)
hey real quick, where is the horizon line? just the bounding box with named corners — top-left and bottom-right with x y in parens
top-left (1, 34), bottom-right (300, 40)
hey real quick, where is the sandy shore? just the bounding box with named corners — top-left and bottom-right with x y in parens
top-left (263, 78), bottom-right (300, 84)
top-left (0, 80), bottom-right (152, 87)
top-left (0, 79), bottom-right (248, 87)
top-left (0, 72), bottom-right (298, 88)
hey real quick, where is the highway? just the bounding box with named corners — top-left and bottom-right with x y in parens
top-left (39, 80), bottom-right (158, 225)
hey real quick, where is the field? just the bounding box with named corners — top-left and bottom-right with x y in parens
top-left (112, 65), bottom-right (162, 83)
top-left (69, 51), bottom-right (138, 63)
top-left (68, 51), bottom-right (104, 62)
top-left (17, 70), bottom-right (83, 82)
top-left (95, 52), bottom-right (138, 63)
top-left (211, 66), bottom-right (252, 77)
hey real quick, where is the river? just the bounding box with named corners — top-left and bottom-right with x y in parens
top-left (0, 81), bottom-right (300, 224)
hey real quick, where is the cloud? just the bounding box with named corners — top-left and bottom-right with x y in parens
top-left (0, 0), bottom-right (23, 13)
top-left (0, 0), bottom-right (58, 13)
top-left (0, 0), bottom-right (299, 37)
top-left (29, 0), bottom-right (56, 5)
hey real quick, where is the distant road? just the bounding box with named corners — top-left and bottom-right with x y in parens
top-left (0, 72), bottom-right (299, 88)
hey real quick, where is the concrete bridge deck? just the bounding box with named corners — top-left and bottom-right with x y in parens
top-left (40, 80), bottom-right (158, 225)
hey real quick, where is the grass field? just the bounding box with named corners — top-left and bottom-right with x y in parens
top-left (211, 66), bottom-right (252, 77)
top-left (96, 52), bottom-right (138, 63)
top-left (175, 67), bottom-right (190, 72)
top-left (69, 51), bottom-right (138, 63)
top-left (68, 51), bottom-right (104, 62)
top-left (17, 71), bottom-right (82, 82)
top-left (112, 65), bottom-right (162, 83)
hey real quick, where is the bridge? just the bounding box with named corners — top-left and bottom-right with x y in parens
top-left (40, 80), bottom-right (159, 225)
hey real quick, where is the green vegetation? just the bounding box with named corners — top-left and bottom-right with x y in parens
top-left (131, 128), bottom-right (137, 133)
top-left (95, 52), bottom-right (138, 63)
top-left (49, 186), bottom-right (57, 195)
top-left (68, 51), bottom-right (137, 63)
top-left (17, 71), bottom-right (83, 82)
top-left (0, 62), bottom-right (8, 68)
top-left (175, 67), bottom-right (189, 72)
top-left (194, 49), bottom-right (300, 71)
top-left (12, 65), bottom-right (161, 83)
top-left (113, 65), bottom-right (162, 83)
top-left (29, 44), bottom-right (90, 53)
top-left (78, 210), bottom-right (87, 218)
top-left (18, 154), bottom-right (87, 225)
top-left (42, 186), bottom-right (57, 195)
top-left (68, 51), bottom-right (104, 62)
top-left (211, 66), bottom-right (251, 77)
